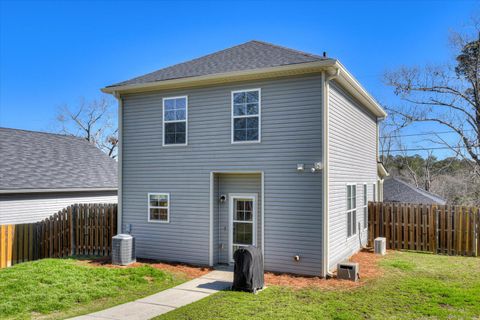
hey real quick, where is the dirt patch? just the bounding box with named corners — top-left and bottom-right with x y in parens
top-left (265, 249), bottom-right (385, 289)
top-left (77, 257), bottom-right (212, 279)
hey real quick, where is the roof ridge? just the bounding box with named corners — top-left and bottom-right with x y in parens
top-left (250, 40), bottom-right (324, 59)
top-left (0, 127), bottom-right (83, 140)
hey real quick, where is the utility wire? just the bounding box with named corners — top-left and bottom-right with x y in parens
top-left (385, 146), bottom-right (469, 152)
top-left (381, 129), bottom-right (475, 139)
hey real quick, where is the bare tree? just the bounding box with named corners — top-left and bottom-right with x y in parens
top-left (57, 96), bottom-right (118, 158)
top-left (384, 19), bottom-right (480, 177)
top-left (379, 112), bottom-right (410, 167)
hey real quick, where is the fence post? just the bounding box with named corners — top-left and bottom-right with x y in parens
top-left (432, 205), bottom-right (438, 254)
top-left (476, 207), bottom-right (480, 257)
top-left (69, 206), bottom-right (74, 256)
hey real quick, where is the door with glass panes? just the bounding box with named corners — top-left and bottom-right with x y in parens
top-left (228, 194), bottom-right (257, 262)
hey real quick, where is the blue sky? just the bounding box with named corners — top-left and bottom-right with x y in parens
top-left (0, 0), bottom-right (478, 158)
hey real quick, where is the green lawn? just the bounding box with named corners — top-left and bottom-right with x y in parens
top-left (158, 252), bottom-right (480, 320)
top-left (0, 258), bottom-right (186, 320)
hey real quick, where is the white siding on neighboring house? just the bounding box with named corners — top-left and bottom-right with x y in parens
top-left (328, 81), bottom-right (377, 270)
top-left (0, 191), bottom-right (117, 224)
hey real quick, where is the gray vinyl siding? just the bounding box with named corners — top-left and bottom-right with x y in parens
top-left (0, 191), bottom-right (117, 224)
top-left (213, 173), bottom-right (261, 264)
top-left (121, 74), bottom-right (324, 275)
top-left (328, 81), bottom-right (377, 270)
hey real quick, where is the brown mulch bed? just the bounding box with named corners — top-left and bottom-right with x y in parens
top-left (78, 249), bottom-right (385, 288)
top-left (77, 257), bottom-right (212, 279)
top-left (264, 249), bottom-right (385, 289)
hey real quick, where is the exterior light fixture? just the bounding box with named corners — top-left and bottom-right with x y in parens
top-left (311, 162), bottom-right (323, 173)
top-left (296, 164), bottom-right (305, 172)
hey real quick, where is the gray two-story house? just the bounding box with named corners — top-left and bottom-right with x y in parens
top-left (102, 40), bottom-right (387, 276)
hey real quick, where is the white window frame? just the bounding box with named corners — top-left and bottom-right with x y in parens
top-left (147, 192), bottom-right (170, 223)
top-left (162, 96), bottom-right (188, 146)
top-left (346, 183), bottom-right (357, 238)
top-left (231, 88), bottom-right (261, 144)
top-left (363, 183), bottom-right (368, 230)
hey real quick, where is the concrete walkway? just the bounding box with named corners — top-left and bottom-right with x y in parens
top-left (72, 269), bottom-right (233, 320)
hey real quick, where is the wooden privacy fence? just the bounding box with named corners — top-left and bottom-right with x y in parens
top-left (0, 203), bottom-right (117, 268)
top-left (368, 202), bottom-right (480, 256)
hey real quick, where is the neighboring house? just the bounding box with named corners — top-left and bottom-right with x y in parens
top-left (0, 128), bottom-right (118, 224)
top-left (102, 40), bottom-right (388, 276)
top-left (383, 176), bottom-right (446, 205)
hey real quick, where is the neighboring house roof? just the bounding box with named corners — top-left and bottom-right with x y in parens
top-left (102, 40), bottom-right (386, 118)
top-left (108, 40), bottom-right (327, 87)
top-left (0, 128), bottom-right (118, 193)
top-left (383, 177), bottom-right (446, 205)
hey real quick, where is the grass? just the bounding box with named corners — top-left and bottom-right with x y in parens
top-left (158, 252), bottom-right (480, 320)
top-left (0, 258), bottom-right (186, 320)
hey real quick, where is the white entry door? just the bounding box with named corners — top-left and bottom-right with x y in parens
top-left (229, 193), bottom-right (257, 262)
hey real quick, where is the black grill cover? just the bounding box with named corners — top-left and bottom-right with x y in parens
top-left (232, 246), bottom-right (264, 293)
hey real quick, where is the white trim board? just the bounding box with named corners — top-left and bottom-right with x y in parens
top-left (0, 188), bottom-right (117, 194)
top-left (209, 172), bottom-right (214, 266)
top-left (115, 92), bottom-right (123, 234)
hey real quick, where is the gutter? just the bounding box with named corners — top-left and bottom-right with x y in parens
top-left (101, 60), bottom-right (336, 94)
top-left (0, 187), bottom-right (117, 194)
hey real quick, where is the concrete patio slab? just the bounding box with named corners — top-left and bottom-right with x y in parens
top-left (70, 268), bottom-right (233, 320)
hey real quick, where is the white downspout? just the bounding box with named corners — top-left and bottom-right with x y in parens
top-left (114, 92), bottom-right (123, 234)
top-left (322, 68), bottom-right (340, 278)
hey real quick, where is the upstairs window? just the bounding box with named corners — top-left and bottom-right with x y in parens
top-left (347, 184), bottom-right (357, 237)
top-left (163, 96), bottom-right (187, 145)
top-left (232, 89), bottom-right (261, 143)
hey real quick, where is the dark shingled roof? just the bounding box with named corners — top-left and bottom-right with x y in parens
top-left (383, 177), bottom-right (446, 205)
top-left (109, 40), bottom-right (327, 87)
top-left (0, 128), bottom-right (118, 191)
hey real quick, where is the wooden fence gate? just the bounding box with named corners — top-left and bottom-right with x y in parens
top-left (368, 202), bottom-right (480, 256)
top-left (0, 203), bottom-right (117, 268)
